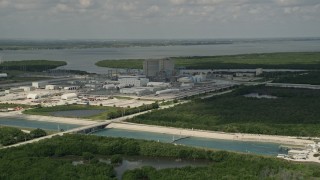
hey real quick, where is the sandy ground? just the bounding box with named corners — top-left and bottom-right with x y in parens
top-left (0, 111), bottom-right (96, 125)
top-left (282, 152), bottom-right (320, 163)
top-left (108, 122), bottom-right (313, 146)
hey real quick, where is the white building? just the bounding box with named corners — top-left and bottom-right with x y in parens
top-left (256, 68), bottom-right (263, 76)
top-left (192, 74), bottom-right (206, 83)
top-left (32, 81), bottom-right (48, 89)
top-left (61, 93), bottom-right (78, 100)
top-left (118, 75), bottom-right (149, 87)
top-left (103, 84), bottom-right (116, 90)
top-left (20, 86), bottom-right (35, 92)
top-left (0, 73), bottom-right (8, 78)
top-left (27, 94), bottom-right (39, 99)
top-left (45, 85), bottom-right (58, 90)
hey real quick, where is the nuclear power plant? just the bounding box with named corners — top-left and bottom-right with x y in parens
top-left (143, 58), bottom-right (175, 81)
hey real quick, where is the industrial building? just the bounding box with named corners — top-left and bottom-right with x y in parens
top-left (20, 86), bottom-right (36, 92)
top-left (118, 75), bottom-right (149, 87)
top-left (27, 94), bottom-right (39, 99)
top-left (32, 81), bottom-right (48, 89)
top-left (103, 84), bottom-right (116, 90)
top-left (61, 93), bottom-right (78, 100)
top-left (143, 58), bottom-right (174, 80)
top-left (45, 85), bottom-right (58, 90)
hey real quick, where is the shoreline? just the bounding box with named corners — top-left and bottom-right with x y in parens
top-left (108, 122), bottom-right (313, 146)
top-left (0, 111), bottom-right (96, 126)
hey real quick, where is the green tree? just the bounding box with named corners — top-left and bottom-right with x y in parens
top-left (30, 128), bottom-right (47, 138)
top-left (110, 154), bottom-right (123, 165)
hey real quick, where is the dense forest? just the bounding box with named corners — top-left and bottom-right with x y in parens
top-left (0, 134), bottom-right (319, 179)
top-left (273, 71), bottom-right (320, 85)
top-left (96, 52), bottom-right (320, 70)
top-left (130, 86), bottom-right (320, 137)
top-left (0, 60), bottom-right (66, 72)
top-left (0, 127), bottom-right (46, 146)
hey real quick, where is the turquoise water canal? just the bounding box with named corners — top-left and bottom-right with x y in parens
top-left (92, 128), bottom-right (286, 156)
top-left (0, 118), bottom-right (286, 156)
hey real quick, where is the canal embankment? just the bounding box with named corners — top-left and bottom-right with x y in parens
top-left (107, 122), bottom-right (313, 146)
top-left (0, 111), bottom-right (96, 125)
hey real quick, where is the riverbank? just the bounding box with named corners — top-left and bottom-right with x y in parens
top-left (0, 111), bottom-right (95, 126)
top-left (108, 122), bottom-right (313, 146)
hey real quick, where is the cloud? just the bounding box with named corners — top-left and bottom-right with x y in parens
top-left (0, 0), bottom-right (319, 39)
top-left (274, 0), bottom-right (320, 7)
top-left (79, 0), bottom-right (92, 8)
top-left (0, 0), bottom-right (9, 8)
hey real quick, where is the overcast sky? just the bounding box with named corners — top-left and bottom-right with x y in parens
top-left (0, 0), bottom-right (320, 39)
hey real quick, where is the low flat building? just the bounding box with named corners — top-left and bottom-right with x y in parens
top-left (0, 73), bottom-right (8, 78)
top-left (20, 86), bottom-right (36, 92)
top-left (103, 84), bottom-right (116, 90)
top-left (61, 93), bottom-right (78, 100)
top-left (45, 85), bottom-right (58, 90)
top-left (32, 81), bottom-right (47, 89)
top-left (120, 88), bottom-right (150, 96)
top-left (27, 94), bottom-right (39, 99)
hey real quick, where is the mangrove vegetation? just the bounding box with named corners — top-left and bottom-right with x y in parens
top-left (96, 52), bottom-right (320, 70)
top-left (130, 86), bottom-right (320, 137)
top-left (0, 134), bottom-right (320, 179)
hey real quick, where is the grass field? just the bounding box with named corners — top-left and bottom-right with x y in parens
top-left (23, 105), bottom-right (120, 120)
top-left (130, 86), bottom-right (320, 137)
top-left (95, 52), bottom-right (320, 69)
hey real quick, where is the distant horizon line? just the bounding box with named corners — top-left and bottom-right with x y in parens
top-left (0, 36), bottom-right (320, 41)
